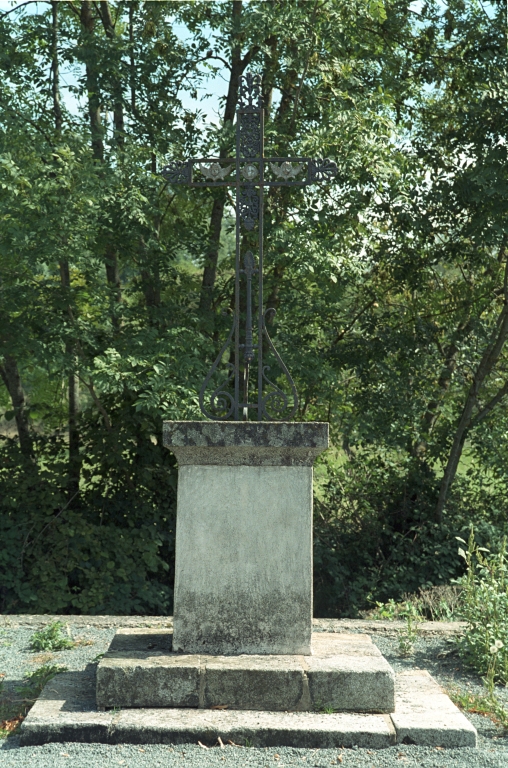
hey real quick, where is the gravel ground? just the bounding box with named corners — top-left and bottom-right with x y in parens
top-left (1, 619), bottom-right (508, 768)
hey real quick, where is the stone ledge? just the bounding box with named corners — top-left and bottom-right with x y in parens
top-left (0, 615), bottom-right (467, 636)
top-left (162, 421), bottom-right (328, 466)
top-left (96, 631), bottom-right (395, 713)
top-left (19, 667), bottom-right (477, 749)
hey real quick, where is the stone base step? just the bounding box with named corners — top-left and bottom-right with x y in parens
top-left (19, 667), bottom-right (477, 749)
top-left (96, 630), bottom-right (395, 713)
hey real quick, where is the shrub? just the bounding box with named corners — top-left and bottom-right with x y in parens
top-left (455, 528), bottom-right (508, 684)
top-left (0, 398), bottom-right (177, 615)
top-left (313, 449), bottom-right (465, 617)
top-left (365, 585), bottom-right (463, 621)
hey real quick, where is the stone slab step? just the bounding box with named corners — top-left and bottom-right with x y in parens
top-left (393, 671), bottom-right (478, 748)
top-left (96, 630), bottom-right (395, 713)
top-left (19, 667), bottom-right (477, 749)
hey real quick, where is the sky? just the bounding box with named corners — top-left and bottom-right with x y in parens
top-left (0, 0), bottom-right (227, 125)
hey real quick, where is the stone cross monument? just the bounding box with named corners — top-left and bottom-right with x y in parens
top-left (161, 73), bottom-right (335, 655)
top-left (88, 74), bottom-right (476, 752)
top-left (161, 72), bottom-right (337, 422)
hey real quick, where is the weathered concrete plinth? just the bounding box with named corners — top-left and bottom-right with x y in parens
top-left (96, 630), bottom-right (395, 713)
top-left (19, 664), bottom-right (477, 748)
top-left (163, 421), bottom-right (328, 656)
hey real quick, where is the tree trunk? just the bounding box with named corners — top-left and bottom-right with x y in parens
top-left (435, 259), bottom-right (508, 521)
top-left (59, 260), bottom-right (81, 499)
top-left (129, 2), bottom-right (136, 113)
top-left (199, 0), bottom-right (244, 315)
top-left (0, 355), bottom-right (34, 461)
top-left (53, 10), bottom-right (80, 499)
top-left (80, 1), bottom-right (104, 161)
top-left (412, 319), bottom-right (474, 458)
top-left (51, 1), bottom-right (62, 134)
top-left (98, 0), bottom-right (125, 148)
top-left (80, 2), bottom-right (122, 303)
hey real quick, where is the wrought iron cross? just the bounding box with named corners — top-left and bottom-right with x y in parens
top-left (162, 73), bottom-right (337, 421)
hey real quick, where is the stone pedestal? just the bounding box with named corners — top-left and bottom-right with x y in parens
top-left (96, 629), bottom-right (395, 713)
top-left (162, 421), bottom-right (328, 656)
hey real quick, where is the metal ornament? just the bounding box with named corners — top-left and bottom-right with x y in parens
top-left (161, 73), bottom-right (337, 421)
top-left (198, 162), bottom-right (233, 181)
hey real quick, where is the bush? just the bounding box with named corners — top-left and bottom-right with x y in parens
top-left (455, 528), bottom-right (508, 684)
top-left (313, 449), bottom-right (465, 617)
top-left (364, 584), bottom-right (463, 622)
top-left (313, 447), bottom-right (508, 617)
top-left (0, 397), bottom-right (177, 615)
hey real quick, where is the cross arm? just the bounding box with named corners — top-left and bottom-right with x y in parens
top-left (161, 158), bottom-right (237, 187)
top-left (161, 156), bottom-right (337, 188)
top-left (263, 157), bottom-right (337, 186)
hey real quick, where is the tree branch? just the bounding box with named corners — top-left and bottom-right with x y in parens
top-left (471, 379), bottom-right (508, 428)
top-left (0, 0), bottom-right (47, 19)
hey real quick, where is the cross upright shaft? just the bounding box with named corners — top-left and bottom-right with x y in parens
top-left (161, 73), bottom-right (337, 422)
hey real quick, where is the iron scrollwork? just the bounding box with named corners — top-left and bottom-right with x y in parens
top-left (308, 158), bottom-right (338, 183)
top-left (238, 184), bottom-right (259, 231)
top-left (240, 113), bottom-right (261, 158)
top-left (160, 160), bottom-right (191, 184)
top-left (198, 317), bottom-right (236, 421)
top-left (238, 73), bottom-right (262, 110)
top-left (261, 310), bottom-right (298, 421)
top-left (162, 73), bottom-right (337, 421)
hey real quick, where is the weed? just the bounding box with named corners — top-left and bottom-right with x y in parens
top-left (397, 602), bottom-right (419, 657)
top-left (448, 677), bottom-right (508, 731)
top-left (365, 585), bottom-right (463, 622)
top-left (29, 622), bottom-right (75, 652)
top-left (243, 737), bottom-right (253, 748)
top-left (0, 664), bottom-right (66, 738)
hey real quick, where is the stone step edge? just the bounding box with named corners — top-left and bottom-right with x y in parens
top-left (0, 615), bottom-right (466, 635)
top-left (96, 631), bottom-right (395, 712)
top-left (19, 669), bottom-right (477, 749)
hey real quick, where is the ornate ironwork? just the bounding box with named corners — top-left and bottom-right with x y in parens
top-left (240, 112), bottom-right (261, 158)
top-left (238, 184), bottom-right (259, 231)
top-left (162, 74), bottom-right (337, 421)
top-left (270, 161), bottom-right (304, 180)
top-left (238, 72), bottom-right (262, 110)
top-left (308, 158), bottom-right (338, 183)
top-left (197, 162), bottom-right (233, 181)
top-left (160, 160), bottom-right (191, 184)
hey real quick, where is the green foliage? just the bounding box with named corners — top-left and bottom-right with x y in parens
top-left (17, 664), bottom-right (67, 699)
top-left (0, 1), bottom-right (507, 615)
top-left (0, 664), bottom-right (66, 738)
top-left (313, 449), bottom-right (471, 617)
top-left (0, 419), bottom-right (177, 614)
top-left (454, 528), bottom-right (508, 685)
top-left (29, 622), bottom-right (75, 652)
top-left (397, 604), bottom-right (420, 657)
top-left (448, 683), bottom-right (508, 732)
top-left (367, 585), bottom-right (464, 622)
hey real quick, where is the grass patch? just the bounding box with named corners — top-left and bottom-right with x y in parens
top-left (364, 584), bottom-right (463, 622)
top-left (448, 686), bottom-right (508, 730)
top-left (0, 664), bottom-right (67, 738)
top-left (29, 622), bottom-right (75, 652)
